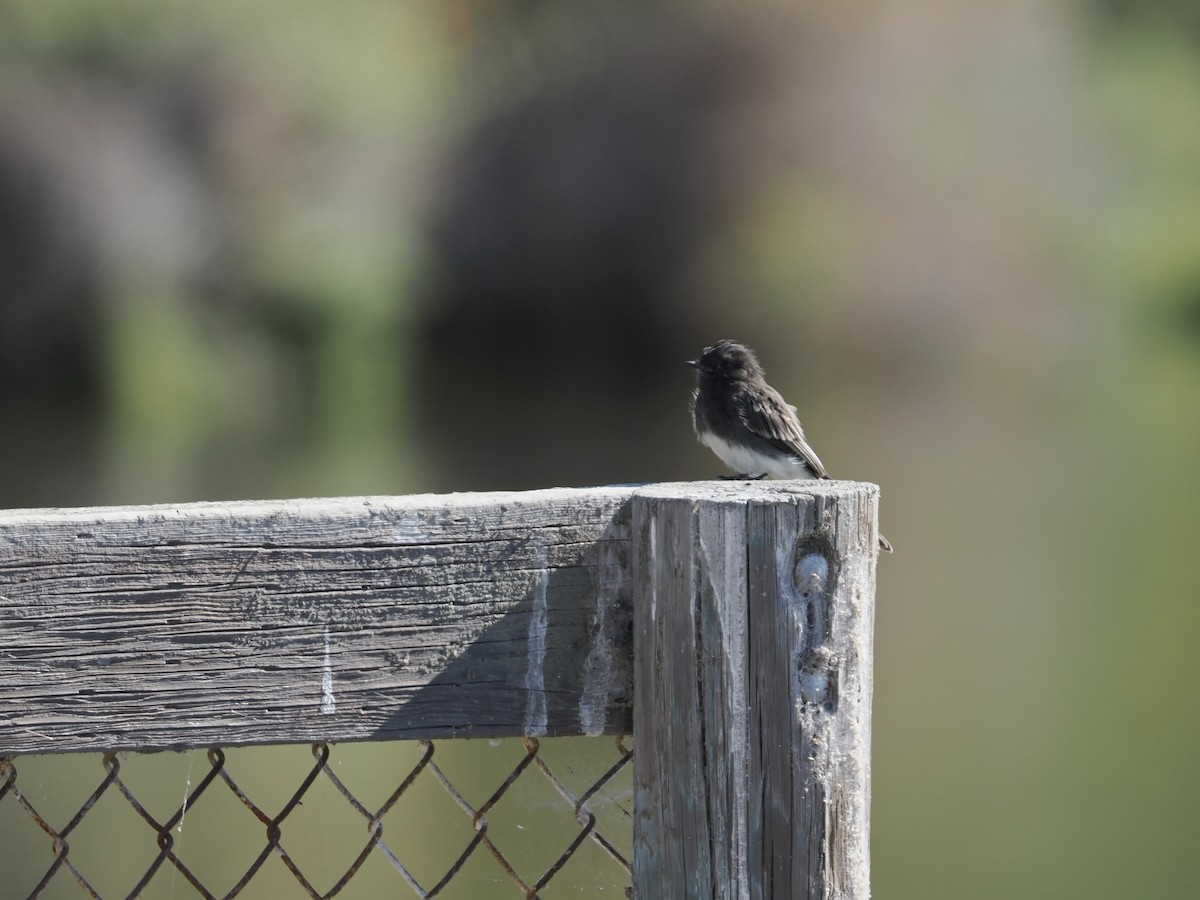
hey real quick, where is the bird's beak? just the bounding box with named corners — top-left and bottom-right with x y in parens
top-left (685, 359), bottom-right (700, 368)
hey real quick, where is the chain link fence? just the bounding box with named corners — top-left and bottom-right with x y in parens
top-left (0, 736), bottom-right (633, 899)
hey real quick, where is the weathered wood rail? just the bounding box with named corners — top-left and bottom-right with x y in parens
top-left (0, 480), bottom-right (881, 899)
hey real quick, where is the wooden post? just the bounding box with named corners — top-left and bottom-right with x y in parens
top-left (631, 481), bottom-right (879, 899)
top-left (0, 481), bottom-right (880, 895)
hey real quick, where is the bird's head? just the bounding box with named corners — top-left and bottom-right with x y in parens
top-left (686, 339), bottom-right (764, 381)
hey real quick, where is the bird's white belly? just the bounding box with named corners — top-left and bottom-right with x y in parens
top-left (699, 432), bottom-right (816, 480)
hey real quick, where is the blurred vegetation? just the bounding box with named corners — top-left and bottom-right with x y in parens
top-left (1094, 0), bottom-right (1200, 45)
top-left (1, 0), bottom-right (1199, 897)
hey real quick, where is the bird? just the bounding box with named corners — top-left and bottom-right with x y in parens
top-left (687, 339), bottom-right (892, 552)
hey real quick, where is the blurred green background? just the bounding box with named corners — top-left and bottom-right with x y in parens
top-left (2, 0), bottom-right (1199, 896)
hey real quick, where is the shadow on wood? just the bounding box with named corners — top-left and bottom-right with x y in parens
top-left (375, 505), bottom-right (635, 741)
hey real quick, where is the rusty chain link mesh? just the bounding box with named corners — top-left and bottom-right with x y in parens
top-left (0, 736), bottom-right (633, 899)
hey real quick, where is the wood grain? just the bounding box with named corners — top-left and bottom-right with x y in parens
top-left (631, 481), bottom-right (879, 900)
top-left (0, 463), bottom-right (881, 900)
top-left (0, 488), bottom-right (638, 753)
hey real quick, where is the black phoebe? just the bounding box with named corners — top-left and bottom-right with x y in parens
top-left (688, 339), bottom-right (893, 552)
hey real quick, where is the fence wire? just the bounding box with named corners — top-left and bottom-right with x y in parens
top-left (0, 736), bottom-right (633, 899)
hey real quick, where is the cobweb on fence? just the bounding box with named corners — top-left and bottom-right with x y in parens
top-left (0, 736), bottom-right (633, 899)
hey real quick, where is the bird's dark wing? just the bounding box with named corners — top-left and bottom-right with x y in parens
top-left (738, 385), bottom-right (829, 478)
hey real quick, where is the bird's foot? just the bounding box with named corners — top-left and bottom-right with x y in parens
top-left (719, 473), bottom-right (769, 481)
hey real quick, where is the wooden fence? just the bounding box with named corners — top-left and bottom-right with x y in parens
top-left (0, 480), bottom-right (881, 899)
